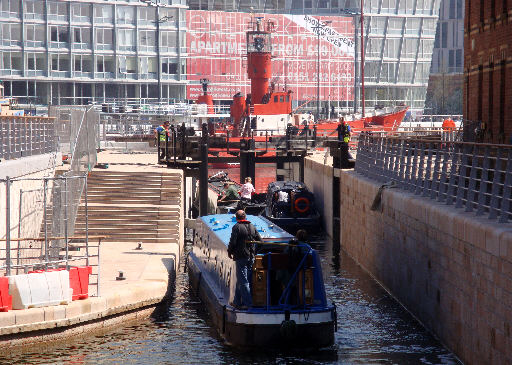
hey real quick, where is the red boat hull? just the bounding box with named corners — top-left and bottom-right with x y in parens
top-left (313, 106), bottom-right (408, 136)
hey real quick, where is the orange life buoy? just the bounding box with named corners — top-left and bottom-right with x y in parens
top-left (294, 197), bottom-right (310, 213)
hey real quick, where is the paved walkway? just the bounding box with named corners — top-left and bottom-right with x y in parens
top-left (0, 152), bottom-right (182, 347)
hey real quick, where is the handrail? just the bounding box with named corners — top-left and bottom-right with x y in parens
top-left (0, 236), bottom-right (107, 242)
top-left (277, 245), bottom-right (313, 307)
top-left (355, 134), bottom-right (512, 223)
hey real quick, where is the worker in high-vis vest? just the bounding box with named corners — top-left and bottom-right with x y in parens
top-left (337, 119), bottom-right (351, 143)
top-left (155, 120), bottom-right (170, 159)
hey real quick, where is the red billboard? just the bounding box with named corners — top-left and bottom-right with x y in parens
top-left (186, 11), bottom-right (355, 102)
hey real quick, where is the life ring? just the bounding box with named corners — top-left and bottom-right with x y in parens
top-left (294, 197), bottom-right (310, 213)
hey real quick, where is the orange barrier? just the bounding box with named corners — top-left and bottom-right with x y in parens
top-left (0, 277), bottom-right (12, 312)
top-left (69, 267), bottom-right (92, 300)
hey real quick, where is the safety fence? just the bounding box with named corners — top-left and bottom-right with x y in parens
top-left (98, 114), bottom-right (166, 146)
top-left (0, 175), bottom-right (100, 296)
top-left (49, 105), bottom-right (98, 173)
top-left (355, 134), bottom-right (512, 223)
top-left (0, 116), bottom-right (56, 160)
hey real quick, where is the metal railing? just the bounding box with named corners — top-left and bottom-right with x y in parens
top-left (1, 175), bottom-right (101, 296)
top-left (0, 116), bottom-right (57, 160)
top-left (355, 134), bottom-right (512, 223)
top-left (94, 101), bottom-right (231, 116)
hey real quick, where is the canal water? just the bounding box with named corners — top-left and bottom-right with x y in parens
top-left (3, 235), bottom-right (459, 364)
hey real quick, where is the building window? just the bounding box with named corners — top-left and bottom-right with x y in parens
top-left (117, 6), bottom-right (135, 25)
top-left (385, 38), bottom-right (401, 59)
top-left (160, 8), bottom-right (178, 27)
top-left (402, 38), bottom-right (419, 58)
top-left (24, 0), bottom-right (44, 20)
top-left (455, 49), bottom-right (462, 69)
top-left (96, 55), bottom-right (114, 75)
top-left (406, 18), bottom-right (421, 35)
top-left (449, 0), bottom-right (456, 19)
top-left (1, 52), bottom-right (22, 76)
top-left (1, 23), bottom-right (21, 46)
top-left (26, 53), bottom-right (44, 71)
top-left (370, 17), bottom-right (386, 35)
top-left (398, 63), bottom-right (414, 83)
top-left (388, 18), bottom-right (404, 35)
top-left (139, 30), bottom-right (157, 51)
top-left (94, 5), bottom-right (113, 24)
top-left (441, 22), bottom-right (447, 48)
top-left (161, 58), bottom-right (178, 74)
top-left (50, 25), bottom-right (69, 46)
top-left (25, 24), bottom-right (45, 47)
top-left (415, 0), bottom-right (431, 15)
top-left (71, 3), bottom-right (91, 22)
top-left (50, 54), bottom-right (70, 72)
top-left (48, 1), bottom-right (67, 21)
top-left (118, 56), bottom-right (137, 74)
top-left (73, 55), bottom-right (93, 73)
top-left (422, 18), bottom-right (436, 36)
top-left (160, 31), bottom-right (178, 50)
top-left (95, 28), bottom-right (113, 50)
top-left (118, 29), bottom-right (135, 51)
top-left (138, 7), bottom-right (157, 24)
top-left (139, 57), bottom-right (157, 78)
top-left (0, 0), bottom-right (20, 17)
top-left (73, 27), bottom-right (91, 48)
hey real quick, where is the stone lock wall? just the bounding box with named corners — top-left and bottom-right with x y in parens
top-left (340, 170), bottom-right (512, 364)
top-left (304, 156), bottom-right (333, 237)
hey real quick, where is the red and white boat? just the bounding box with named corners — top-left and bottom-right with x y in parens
top-left (195, 17), bottom-right (407, 139)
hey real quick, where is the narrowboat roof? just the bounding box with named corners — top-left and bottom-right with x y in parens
top-left (267, 181), bottom-right (309, 194)
top-left (200, 214), bottom-right (294, 245)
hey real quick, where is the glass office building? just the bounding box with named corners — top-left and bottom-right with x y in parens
top-left (0, 0), bottom-right (443, 115)
top-left (187, 0), bottom-right (442, 115)
top-left (426, 0), bottom-right (464, 115)
top-left (0, 0), bottom-right (187, 105)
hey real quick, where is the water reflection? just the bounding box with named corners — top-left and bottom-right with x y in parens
top-left (2, 235), bottom-right (459, 364)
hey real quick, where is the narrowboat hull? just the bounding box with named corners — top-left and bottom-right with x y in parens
top-left (187, 252), bottom-right (335, 348)
top-left (261, 214), bottom-right (322, 235)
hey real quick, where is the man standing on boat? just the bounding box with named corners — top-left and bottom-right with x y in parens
top-left (219, 182), bottom-right (239, 203)
top-left (228, 210), bottom-right (261, 308)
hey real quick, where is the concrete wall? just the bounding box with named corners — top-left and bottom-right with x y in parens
top-left (304, 155), bottom-right (334, 237)
top-left (340, 170), bottom-right (512, 364)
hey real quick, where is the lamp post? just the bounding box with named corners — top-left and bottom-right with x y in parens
top-left (313, 19), bottom-right (331, 122)
top-left (338, 8), bottom-right (363, 114)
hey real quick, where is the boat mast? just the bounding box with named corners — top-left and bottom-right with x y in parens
top-left (360, 0), bottom-right (365, 116)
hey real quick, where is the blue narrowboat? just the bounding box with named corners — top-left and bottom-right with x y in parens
top-left (187, 214), bottom-right (336, 348)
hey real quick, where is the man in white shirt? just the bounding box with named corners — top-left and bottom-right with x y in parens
top-left (277, 190), bottom-right (289, 203)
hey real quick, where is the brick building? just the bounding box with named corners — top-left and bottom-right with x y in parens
top-left (464, 0), bottom-right (512, 143)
